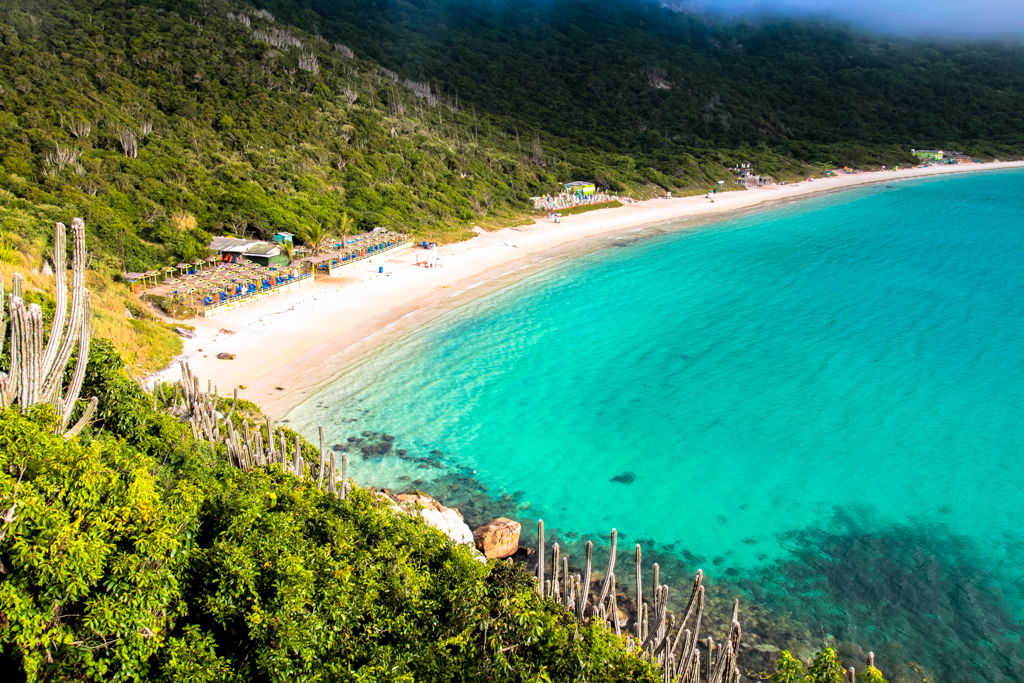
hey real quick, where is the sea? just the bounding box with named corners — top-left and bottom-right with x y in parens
top-left (286, 170), bottom-right (1024, 681)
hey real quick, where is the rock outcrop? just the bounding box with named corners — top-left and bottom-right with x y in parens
top-left (387, 493), bottom-right (483, 561)
top-left (472, 517), bottom-right (521, 559)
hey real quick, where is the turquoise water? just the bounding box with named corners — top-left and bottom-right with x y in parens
top-left (288, 171), bottom-right (1024, 679)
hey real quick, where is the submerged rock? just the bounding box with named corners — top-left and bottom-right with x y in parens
top-left (361, 441), bottom-right (393, 457)
top-left (472, 518), bottom-right (522, 559)
top-left (610, 471), bottom-right (636, 484)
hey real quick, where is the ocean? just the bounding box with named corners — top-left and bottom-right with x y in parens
top-left (286, 170), bottom-right (1024, 680)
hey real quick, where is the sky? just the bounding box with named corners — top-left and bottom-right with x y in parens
top-left (676, 0), bottom-right (1024, 39)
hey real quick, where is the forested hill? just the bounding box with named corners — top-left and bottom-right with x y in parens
top-left (255, 0), bottom-right (1024, 159)
top-left (0, 0), bottom-right (578, 271)
top-left (2, 0), bottom-right (1024, 276)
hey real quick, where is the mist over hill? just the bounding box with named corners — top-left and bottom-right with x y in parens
top-left (256, 0), bottom-right (1024, 153)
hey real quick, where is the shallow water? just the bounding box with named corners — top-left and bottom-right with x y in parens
top-left (287, 171), bottom-right (1024, 680)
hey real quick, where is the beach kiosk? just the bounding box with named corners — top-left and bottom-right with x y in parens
top-left (208, 236), bottom-right (287, 266)
top-left (241, 243), bottom-right (289, 268)
top-left (563, 180), bottom-right (597, 197)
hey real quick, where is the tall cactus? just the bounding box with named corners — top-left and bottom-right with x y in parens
top-left (532, 519), bottom-right (745, 683)
top-left (0, 219), bottom-right (96, 437)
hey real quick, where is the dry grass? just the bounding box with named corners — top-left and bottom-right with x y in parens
top-left (2, 238), bottom-right (182, 376)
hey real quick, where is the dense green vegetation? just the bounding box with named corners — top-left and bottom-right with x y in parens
top-left (0, 338), bottom-right (662, 681)
top-left (0, 0), bottom-right (548, 272)
top-left (0, 0), bottom-right (744, 277)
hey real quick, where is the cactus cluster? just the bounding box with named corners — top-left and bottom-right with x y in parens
top-left (535, 521), bottom-right (741, 683)
top-left (0, 219), bottom-right (97, 438)
top-left (534, 521), bottom-right (887, 682)
top-left (164, 362), bottom-right (348, 497)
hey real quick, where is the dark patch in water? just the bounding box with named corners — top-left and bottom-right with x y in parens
top-left (681, 549), bottom-right (705, 565)
top-left (743, 508), bottom-right (1024, 682)
top-left (610, 471), bottom-right (636, 484)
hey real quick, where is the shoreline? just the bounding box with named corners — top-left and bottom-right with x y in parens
top-left (148, 161), bottom-right (1024, 417)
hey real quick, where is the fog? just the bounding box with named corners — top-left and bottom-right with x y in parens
top-left (673, 0), bottom-right (1024, 39)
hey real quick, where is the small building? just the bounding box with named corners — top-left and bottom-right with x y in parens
top-left (241, 242), bottom-right (289, 267)
top-left (210, 237), bottom-right (259, 264)
top-left (944, 151), bottom-right (975, 164)
top-left (273, 231), bottom-right (295, 245)
top-left (729, 163), bottom-right (772, 187)
top-left (911, 149), bottom-right (944, 162)
top-left (208, 237), bottom-right (288, 266)
top-left (737, 175), bottom-right (772, 188)
top-left (563, 180), bottom-right (597, 196)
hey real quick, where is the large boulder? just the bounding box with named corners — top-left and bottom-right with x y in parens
top-left (472, 517), bottom-right (521, 559)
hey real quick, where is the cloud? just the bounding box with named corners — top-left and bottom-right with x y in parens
top-left (674, 0), bottom-right (1024, 39)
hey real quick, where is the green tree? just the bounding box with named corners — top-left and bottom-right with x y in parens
top-left (807, 648), bottom-right (846, 683)
top-left (338, 210), bottom-right (354, 246)
top-left (299, 223), bottom-right (330, 254)
top-left (773, 650), bottom-right (808, 682)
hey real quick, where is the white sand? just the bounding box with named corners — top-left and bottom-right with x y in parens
top-left (148, 161), bottom-right (1024, 418)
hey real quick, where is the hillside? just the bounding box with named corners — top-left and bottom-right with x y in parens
top-left (0, 0), bottom-right (754, 281)
top-left (255, 0), bottom-right (1024, 162)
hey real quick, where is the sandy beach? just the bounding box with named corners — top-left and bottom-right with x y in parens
top-left (148, 161), bottom-right (1024, 417)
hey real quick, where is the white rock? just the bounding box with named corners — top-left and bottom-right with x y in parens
top-left (392, 493), bottom-right (484, 561)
